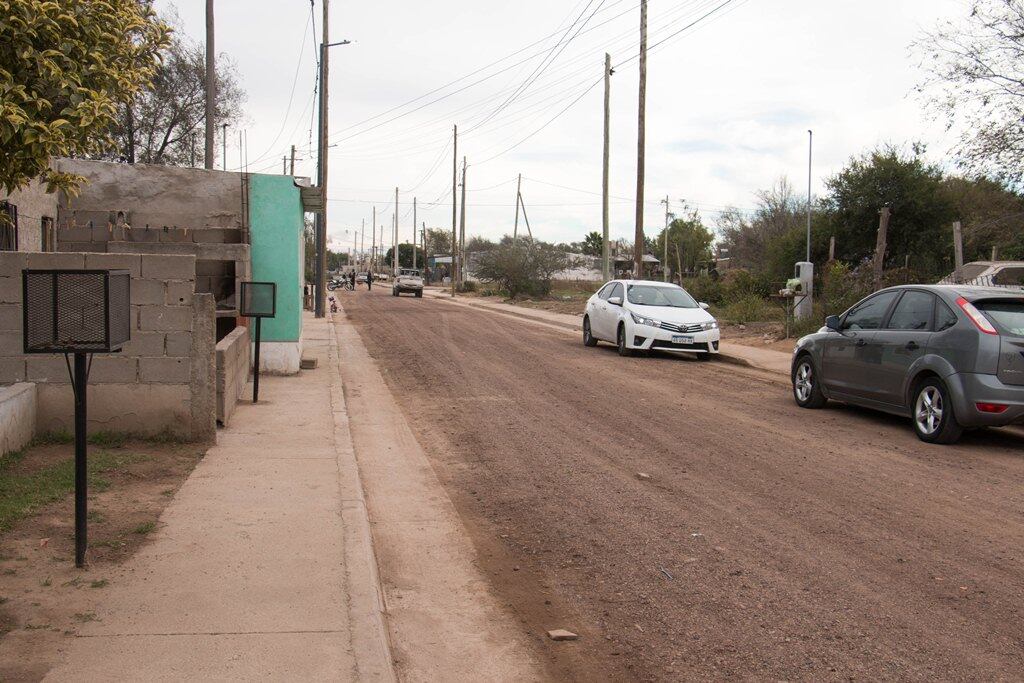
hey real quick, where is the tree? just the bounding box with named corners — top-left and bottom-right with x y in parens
top-left (939, 175), bottom-right (1024, 260)
top-left (326, 250), bottom-right (349, 271)
top-left (915, 0), bottom-right (1024, 183)
top-left (465, 235), bottom-right (497, 252)
top-left (383, 243), bottom-right (426, 269)
top-left (423, 228), bottom-right (452, 256)
top-left (474, 239), bottom-right (576, 298)
top-left (0, 0), bottom-right (170, 195)
top-left (581, 231), bottom-right (603, 256)
top-left (103, 15), bottom-right (245, 166)
top-left (822, 144), bottom-right (955, 276)
top-left (717, 177), bottom-right (806, 272)
top-left (657, 205), bottom-right (714, 277)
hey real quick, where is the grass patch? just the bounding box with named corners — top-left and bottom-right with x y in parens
top-left (132, 521), bottom-right (156, 535)
top-left (73, 612), bottom-right (97, 623)
top-left (32, 431), bottom-right (73, 446)
top-left (89, 579), bottom-right (108, 589)
top-left (40, 577), bottom-right (51, 587)
top-left (88, 431), bottom-right (128, 449)
top-left (0, 451), bottom-right (144, 533)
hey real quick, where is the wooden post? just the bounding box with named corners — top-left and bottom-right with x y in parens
top-left (828, 235), bottom-right (835, 261)
top-left (412, 197), bottom-right (417, 271)
top-left (633, 0), bottom-right (648, 280)
top-left (992, 245), bottom-right (1000, 261)
top-left (602, 52), bottom-right (611, 282)
top-left (459, 157), bottom-right (467, 284)
top-left (873, 207), bottom-right (890, 289)
top-left (451, 125), bottom-right (458, 297)
top-left (513, 173), bottom-right (521, 240)
top-left (662, 195), bottom-right (669, 282)
top-left (952, 220), bottom-right (964, 283)
top-left (290, 144), bottom-right (296, 175)
top-left (204, 0), bottom-right (215, 169)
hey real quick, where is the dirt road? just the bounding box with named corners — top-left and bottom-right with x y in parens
top-left (341, 288), bottom-right (1024, 681)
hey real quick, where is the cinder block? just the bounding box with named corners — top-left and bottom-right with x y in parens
top-left (140, 254), bottom-right (196, 281)
top-left (91, 225), bottom-right (112, 243)
top-left (139, 356), bottom-right (190, 383)
top-left (159, 228), bottom-right (190, 243)
top-left (131, 279), bottom-right (165, 306)
top-left (89, 356), bottom-right (137, 383)
top-left (165, 280), bottom-right (194, 306)
top-left (27, 356), bottom-right (70, 383)
top-left (26, 253), bottom-right (86, 270)
top-left (0, 277), bottom-right (18, 304)
top-left (0, 357), bottom-right (25, 383)
top-left (57, 241), bottom-right (96, 253)
top-left (85, 253), bottom-right (142, 278)
top-left (0, 331), bottom-right (22, 356)
top-left (121, 331), bottom-right (164, 357)
top-left (0, 253), bottom-right (27, 278)
top-left (165, 331), bottom-right (191, 357)
top-left (139, 305), bottom-right (193, 332)
top-left (60, 226), bottom-right (93, 242)
top-left (125, 227), bottom-right (160, 243)
top-left (0, 304), bottom-right (19, 331)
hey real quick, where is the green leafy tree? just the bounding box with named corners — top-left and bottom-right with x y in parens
top-left (656, 204), bottom-right (714, 277)
top-left (383, 243), bottom-right (426, 269)
top-left (581, 231), bottom-right (603, 256)
top-left (0, 0), bottom-right (170, 194)
top-left (474, 238), bottom-right (576, 298)
top-left (423, 228), bottom-right (452, 256)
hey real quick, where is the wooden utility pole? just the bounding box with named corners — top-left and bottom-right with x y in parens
top-left (289, 144), bottom-right (296, 175)
top-left (282, 156), bottom-right (287, 174)
top-left (633, 0), bottom-right (648, 280)
top-left (603, 52), bottom-right (612, 282)
top-left (873, 207), bottom-right (890, 289)
top-left (204, 0), bottom-right (215, 169)
top-left (459, 157), bottom-right (467, 285)
top-left (513, 173), bottom-right (522, 240)
top-left (371, 207), bottom-right (376, 272)
top-left (412, 196), bottom-right (417, 270)
top-left (662, 195), bottom-right (669, 281)
top-left (451, 125), bottom-right (458, 296)
top-left (952, 220), bottom-right (964, 283)
top-left (394, 187), bottom-right (399, 277)
top-left (313, 0), bottom-right (332, 317)
top-left (360, 219), bottom-right (365, 270)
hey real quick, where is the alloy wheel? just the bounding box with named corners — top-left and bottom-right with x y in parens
top-left (915, 386), bottom-right (944, 435)
top-left (794, 361), bottom-right (814, 402)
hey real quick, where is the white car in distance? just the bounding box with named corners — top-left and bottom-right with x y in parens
top-left (583, 280), bottom-right (720, 359)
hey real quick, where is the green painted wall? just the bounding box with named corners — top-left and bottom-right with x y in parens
top-left (249, 174), bottom-right (303, 342)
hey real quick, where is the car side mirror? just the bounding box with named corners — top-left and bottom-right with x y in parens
top-left (825, 315), bottom-right (841, 331)
top-left (699, 302), bottom-right (709, 310)
top-left (608, 296), bottom-right (622, 306)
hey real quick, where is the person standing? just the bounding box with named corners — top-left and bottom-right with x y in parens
top-left (366, 270), bottom-right (373, 291)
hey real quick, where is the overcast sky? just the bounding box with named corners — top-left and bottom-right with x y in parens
top-left (158, 0), bottom-right (967, 254)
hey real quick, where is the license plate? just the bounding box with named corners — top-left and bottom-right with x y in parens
top-left (672, 335), bottom-right (693, 344)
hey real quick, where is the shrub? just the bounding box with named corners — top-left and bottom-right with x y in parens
top-left (474, 239), bottom-right (576, 298)
top-left (722, 294), bottom-right (775, 324)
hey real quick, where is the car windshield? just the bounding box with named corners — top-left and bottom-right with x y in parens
top-left (976, 300), bottom-right (1024, 335)
top-left (400, 270), bottom-right (420, 277)
top-left (626, 284), bottom-right (698, 308)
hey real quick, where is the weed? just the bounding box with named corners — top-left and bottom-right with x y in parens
top-left (23, 623), bottom-right (51, 630)
top-left (73, 612), bottom-right (98, 623)
top-left (89, 579), bottom-right (108, 589)
top-left (132, 521), bottom-right (156, 535)
top-left (62, 577), bottom-right (82, 588)
top-left (31, 431), bottom-right (73, 446)
top-left (160, 489), bottom-right (175, 497)
top-left (87, 510), bottom-right (107, 523)
top-left (40, 577), bottom-right (51, 587)
top-left (2, 569), bottom-right (15, 576)
top-left (0, 596), bottom-right (7, 604)
top-left (88, 431), bottom-right (128, 449)
top-left (91, 539), bottom-right (126, 549)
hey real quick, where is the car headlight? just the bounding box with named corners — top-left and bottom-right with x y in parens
top-left (630, 312), bottom-right (661, 327)
top-left (701, 321), bottom-right (718, 330)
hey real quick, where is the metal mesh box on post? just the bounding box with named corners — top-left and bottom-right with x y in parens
top-left (22, 269), bottom-right (131, 354)
top-left (240, 281), bottom-right (276, 319)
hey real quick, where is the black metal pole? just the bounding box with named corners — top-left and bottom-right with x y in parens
top-left (74, 352), bottom-right (88, 568)
top-left (253, 318), bottom-right (261, 403)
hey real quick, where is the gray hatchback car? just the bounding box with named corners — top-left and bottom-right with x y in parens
top-left (791, 284), bottom-right (1024, 443)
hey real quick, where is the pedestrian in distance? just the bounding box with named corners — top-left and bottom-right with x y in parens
top-left (366, 270), bottom-right (373, 291)
top-left (349, 270), bottom-right (356, 290)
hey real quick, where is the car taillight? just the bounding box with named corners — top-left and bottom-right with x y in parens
top-left (956, 297), bottom-right (998, 335)
top-left (976, 402), bottom-right (1009, 414)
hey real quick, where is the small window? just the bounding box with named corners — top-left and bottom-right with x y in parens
top-left (0, 201), bottom-right (17, 252)
top-left (886, 291), bottom-right (934, 331)
top-left (935, 299), bottom-right (959, 332)
top-left (597, 283), bottom-right (615, 300)
top-left (41, 217), bottom-right (55, 252)
top-left (842, 290), bottom-right (899, 331)
top-left (609, 283), bottom-right (624, 301)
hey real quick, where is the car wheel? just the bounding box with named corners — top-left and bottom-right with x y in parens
top-left (415, 290), bottom-right (422, 298)
top-left (696, 352), bottom-right (713, 361)
top-left (617, 324), bottom-right (633, 357)
top-left (583, 316), bottom-right (598, 347)
top-left (792, 355), bottom-right (827, 408)
top-left (912, 378), bottom-right (963, 444)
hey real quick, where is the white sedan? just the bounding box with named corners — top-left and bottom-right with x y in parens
top-left (582, 280), bottom-right (720, 359)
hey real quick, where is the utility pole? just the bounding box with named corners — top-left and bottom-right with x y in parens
top-left (451, 125), bottom-right (458, 296)
top-left (371, 206), bottom-right (376, 273)
top-left (663, 196), bottom-right (671, 282)
top-left (806, 130), bottom-right (813, 262)
top-left (953, 220), bottom-right (964, 283)
top-left (282, 156), bottom-right (287, 174)
top-left (290, 144), bottom-right (296, 175)
top-left (221, 123), bottom-right (227, 171)
top-left (412, 196), bottom-right (417, 270)
top-left (459, 157), bottom-right (467, 285)
top-left (204, 0), bottom-right (215, 169)
top-left (513, 173), bottom-right (522, 240)
top-left (603, 52), bottom-right (612, 282)
top-left (394, 187), bottom-right (399, 277)
top-left (360, 218), bottom-right (365, 270)
top-left (873, 207), bottom-right (890, 290)
top-left (633, 0), bottom-right (648, 280)
top-left (190, 133), bottom-right (196, 167)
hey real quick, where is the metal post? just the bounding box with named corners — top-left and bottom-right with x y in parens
top-left (252, 318), bottom-right (262, 403)
top-left (806, 130), bottom-right (813, 263)
top-left (204, 0), bottom-right (215, 170)
top-left (73, 352), bottom-right (88, 568)
top-left (662, 195), bottom-right (669, 282)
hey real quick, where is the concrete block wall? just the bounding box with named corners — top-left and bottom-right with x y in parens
top-left (215, 325), bottom-right (250, 427)
top-left (0, 383), bottom-right (36, 458)
top-left (0, 252), bottom-right (216, 441)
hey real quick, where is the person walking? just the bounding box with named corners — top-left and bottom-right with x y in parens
top-left (366, 270), bottom-right (373, 291)
top-left (349, 270), bottom-right (356, 290)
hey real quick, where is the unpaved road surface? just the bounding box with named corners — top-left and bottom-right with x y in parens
top-left (342, 289), bottom-right (1024, 681)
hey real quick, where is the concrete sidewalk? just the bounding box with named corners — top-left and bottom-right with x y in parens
top-left (424, 288), bottom-right (793, 376)
top-left (46, 315), bottom-right (394, 681)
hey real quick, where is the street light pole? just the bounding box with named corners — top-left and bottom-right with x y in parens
top-left (806, 129), bottom-right (813, 263)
